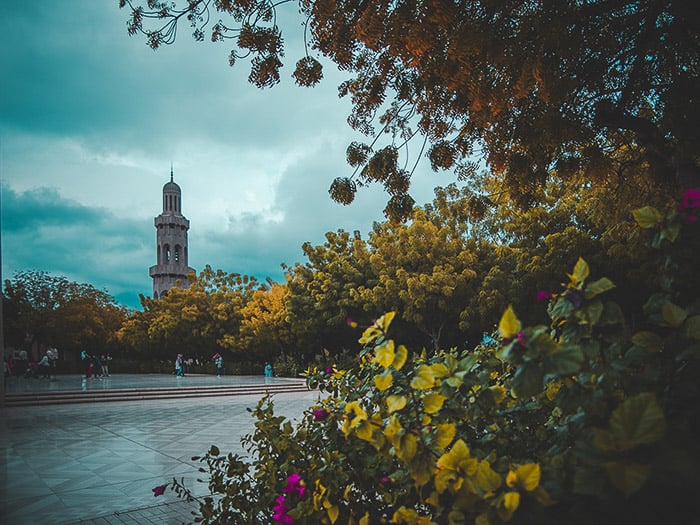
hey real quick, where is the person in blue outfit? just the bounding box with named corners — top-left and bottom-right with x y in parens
top-left (175, 354), bottom-right (184, 377)
top-left (264, 362), bottom-right (273, 377)
top-left (214, 353), bottom-right (224, 377)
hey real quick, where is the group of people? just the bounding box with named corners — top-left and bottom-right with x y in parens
top-left (17, 348), bottom-right (59, 379)
top-left (80, 351), bottom-right (112, 379)
top-left (174, 353), bottom-right (226, 377)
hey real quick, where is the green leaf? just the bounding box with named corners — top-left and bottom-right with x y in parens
top-left (684, 315), bottom-right (700, 340)
top-left (631, 331), bottom-right (663, 352)
top-left (604, 462), bottom-right (651, 497)
top-left (585, 277), bottom-right (615, 299)
top-left (632, 206), bottom-right (662, 228)
top-left (609, 393), bottom-right (666, 445)
top-left (546, 345), bottom-right (585, 375)
top-left (209, 445), bottom-right (220, 456)
top-left (661, 301), bottom-right (687, 327)
top-left (510, 362), bottom-right (543, 399)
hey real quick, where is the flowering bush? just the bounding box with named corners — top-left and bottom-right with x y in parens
top-left (164, 192), bottom-right (699, 524)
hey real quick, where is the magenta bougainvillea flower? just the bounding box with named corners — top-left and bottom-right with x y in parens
top-left (272, 494), bottom-right (293, 524)
top-left (537, 290), bottom-right (553, 302)
top-left (313, 408), bottom-right (329, 421)
top-left (325, 367), bottom-right (334, 375)
top-left (679, 188), bottom-right (700, 222)
top-left (284, 473), bottom-right (306, 499)
top-left (152, 484), bottom-right (167, 497)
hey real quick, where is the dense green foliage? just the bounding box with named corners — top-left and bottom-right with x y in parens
top-left (3, 271), bottom-right (127, 357)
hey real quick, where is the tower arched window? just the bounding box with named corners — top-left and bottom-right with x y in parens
top-left (174, 245), bottom-right (181, 262)
top-left (164, 244), bottom-right (171, 262)
top-left (157, 244), bottom-right (161, 264)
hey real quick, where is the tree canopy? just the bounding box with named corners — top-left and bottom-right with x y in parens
top-left (122, 0), bottom-right (699, 219)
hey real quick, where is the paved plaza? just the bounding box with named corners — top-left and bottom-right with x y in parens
top-left (1, 374), bottom-right (322, 524)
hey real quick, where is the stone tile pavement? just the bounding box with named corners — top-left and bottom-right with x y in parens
top-left (0, 374), bottom-right (322, 524)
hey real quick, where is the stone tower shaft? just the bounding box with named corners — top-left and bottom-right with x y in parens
top-left (149, 169), bottom-right (195, 299)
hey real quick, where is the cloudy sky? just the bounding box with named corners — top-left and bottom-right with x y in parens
top-left (1, 1), bottom-right (444, 309)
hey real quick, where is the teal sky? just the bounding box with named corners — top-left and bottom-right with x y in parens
top-left (0, 1), bottom-right (439, 309)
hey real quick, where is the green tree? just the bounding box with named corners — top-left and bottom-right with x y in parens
top-left (3, 271), bottom-right (127, 357)
top-left (121, 0), bottom-right (699, 219)
top-left (284, 229), bottom-right (376, 357)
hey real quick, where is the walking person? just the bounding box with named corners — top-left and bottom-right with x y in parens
top-left (175, 354), bottom-right (184, 377)
top-left (36, 352), bottom-right (51, 379)
top-left (80, 350), bottom-right (91, 378)
top-left (101, 354), bottom-right (111, 377)
top-left (214, 353), bottom-right (224, 378)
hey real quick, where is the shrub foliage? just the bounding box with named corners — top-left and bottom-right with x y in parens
top-left (166, 193), bottom-right (700, 525)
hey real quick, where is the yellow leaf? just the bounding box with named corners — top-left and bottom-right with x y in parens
top-left (374, 370), bottom-right (393, 391)
top-left (355, 420), bottom-right (374, 442)
top-left (393, 344), bottom-right (408, 370)
top-left (359, 513), bottom-right (370, 525)
top-left (359, 326), bottom-right (381, 345)
top-left (489, 385), bottom-right (507, 405)
top-left (435, 467), bottom-right (460, 494)
top-left (568, 257), bottom-right (590, 287)
top-left (498, 305), bottom-right (521, 339)
top-left (386, 395), bottom-right (407, 413)
top-left (423, 393), bottom-right (447, 414)
top-left (515, 463), bottom-right (540, 491)
top-left (437, 439), bottom-right (477, 475)
top-left (506, 470), bottom-right (518, 488)
top-left (378, 311), bottom-right (396, 333)
top-left (476, 460), bottom-right (502, 493)
top-left (326, 503), bottom-right (340, 524)
top-left (429, 363), bottom-right (450, 378)
top-left (545, 381), bottom-right (561, 401)
top-left (396, 433), bottom-right (418, 462)
top-left (436, 423), bottom-right (456, 449)
top-left (384, 414), bottom-right (403, 441)
top-left (411, 365), bottom-right (437, 390)
top-left (632, 206), bottom-right (662, 229)
top-left (345, 401), bottom-right (368, 428)
top-left (374, 339), bottom-right (396, 368)
top-left (503, 491), bottom-right (520, 512)
top-left (662, 301), bottom-right (687, 328)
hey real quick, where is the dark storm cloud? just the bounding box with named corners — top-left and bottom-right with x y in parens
top-left (2, 184), bottom-right (153, 308)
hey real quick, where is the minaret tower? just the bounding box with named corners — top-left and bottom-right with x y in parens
top-left (149, 168), bottom-right (195, 298)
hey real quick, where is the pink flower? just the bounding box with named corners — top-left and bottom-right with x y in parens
top-left (325, 367), bottom-right (333, 375)
top-left (152, 484), bottom-right (167, 497)
top-left (313, 408), bottom-right (329, 421)
top-left (679, 188), bottom-right (700, 223)
top-left (284, 473), bottom-right (306, 499)
top-left (680, 188), bottom-right (700, 210)
top-left (273, 494), bottom-right (293, 524)
top-left (537, 290), bottom-right (552, 302)
top-left (380, 476), bottom-right (392, 485)
top-left (516, 333), bottom-right (526, 347)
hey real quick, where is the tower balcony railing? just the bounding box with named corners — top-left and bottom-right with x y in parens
top-left (149, 264), bottom-right (196, 277)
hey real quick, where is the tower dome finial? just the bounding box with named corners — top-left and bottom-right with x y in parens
top-left (170, 163), bottom-right (174, 183)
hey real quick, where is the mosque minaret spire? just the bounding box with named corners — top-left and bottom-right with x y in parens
top-left (149, 168), bottom-right (195, 299)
